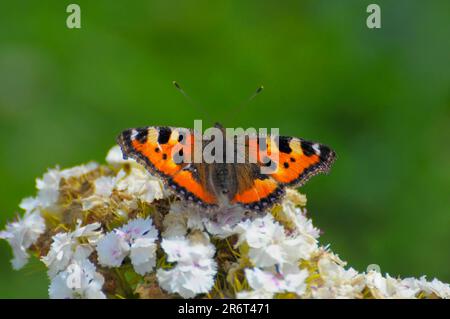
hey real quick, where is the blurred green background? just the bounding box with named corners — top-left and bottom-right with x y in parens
top-left (0, 0), bottom-right (449, 298)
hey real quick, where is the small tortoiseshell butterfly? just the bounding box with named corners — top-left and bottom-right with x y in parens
top-left (117, 124), bottom-right (335, 212)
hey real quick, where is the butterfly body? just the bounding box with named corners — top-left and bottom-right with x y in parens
top-left (117, 124), bottom-right (335, 213)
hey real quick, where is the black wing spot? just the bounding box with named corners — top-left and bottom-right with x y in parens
top-left (300, 140), bottom-right (315, 157)
top-left (290, 157), bottom-right (296, 162)
top-left (162, 153), bottom-right (167, 160)
top-left (135, 128), bottom-right (148, 144)
top-left (283, 162), bottom-right (289, 169)
top-left (173, 149), bottom-right (184, 164)
top-left (319, 145), bottom-right (332, 161)
top-left (278, 137), bottom-right (292, 154)
top-left (158, 127), bottom-right (172, 144)
top-left (154, 147), bottom-right (160, 153)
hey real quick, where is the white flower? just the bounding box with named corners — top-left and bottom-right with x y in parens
top-left (157, 235), bottom-right (217, 298)
top-left (247, 268), bottom-right (287, 293)
top-left (0, 210), bottom-right (45, 269)
top-left (106, 145), bottom-right (135, 166)
top-left (42, 221), bottom-right (102, 278)
top-left (311, 254), bottom-right (365, 298)
top-left (414, 276), bottom-right (450, 298)
top-left (161, 201), bottom-right (229, 239)
top-left (36, 163), bottom-right (98, 209)
top-left (130, 237), bottom-right (158, 275)
top-left (203, 219), bottom-right (239, 239)
top-left (285, 188), bottom-right (308, 206)
top-left (96, 232), bottom-right (129, 267)
top-left (81, 175), bottom-right (116, 210)
top-left (161, 201), bottom-right (203, 239)
top-left (115, 167), bottom-right (165, 203)
top-left (236, 214), bottom-right (316, 267)
top-left (365, 271), bottom-right (419, 299)
top-left (36, 167), bottom-right (62, 208)
top-left (162, 201), bottom-right (250, 239)
top-left (281, 189), bottom-right (320, 239)
top-left (94, 176), bottom-right (116, 197)
top-left (281, 264), bottom-right (310, 296)
top-left (239, 265), bottom-right (309, 298)
top-left (96, 217), bottom-right (158, 275)
top-left (60, 162), bottom-right (99, 179)
top-left (49, 258), bottom-right (106, 299)
top-left (284, 206), bottom-right (320, 239)
top-left (19, 197), bottom-right (40, 213)
top-left (203, 206), bottom-right (253, 239)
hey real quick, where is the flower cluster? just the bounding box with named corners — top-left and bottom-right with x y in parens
top-left (1, 145), bottom-right (449, 299)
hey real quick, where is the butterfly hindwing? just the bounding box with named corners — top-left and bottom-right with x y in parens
top-left (117, 126), bottom-right (218, 207)
top-left (168, 164), bottom-right (218, 206)
top-left (230, 163), bottom-right (285, 212)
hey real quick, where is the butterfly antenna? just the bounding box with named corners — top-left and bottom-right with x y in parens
top-left (248, 85), bottom-right (264, 101)
top-left (224, 85), bottom-right (264, 123)
top-left (172, 81), bottom-right (212, 122)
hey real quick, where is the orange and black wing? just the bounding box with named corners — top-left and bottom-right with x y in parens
top-left (230, 163), bottom-right (285, 212)
top-left (117, 126), bottom-right (218, 208)
top-left (232, 135), bottom-right (335, 211)
top-left (259, 136), bottom-right (336, 187)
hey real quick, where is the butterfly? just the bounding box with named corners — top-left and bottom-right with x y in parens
top-left (117, 123), bottom-right (335, 212)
